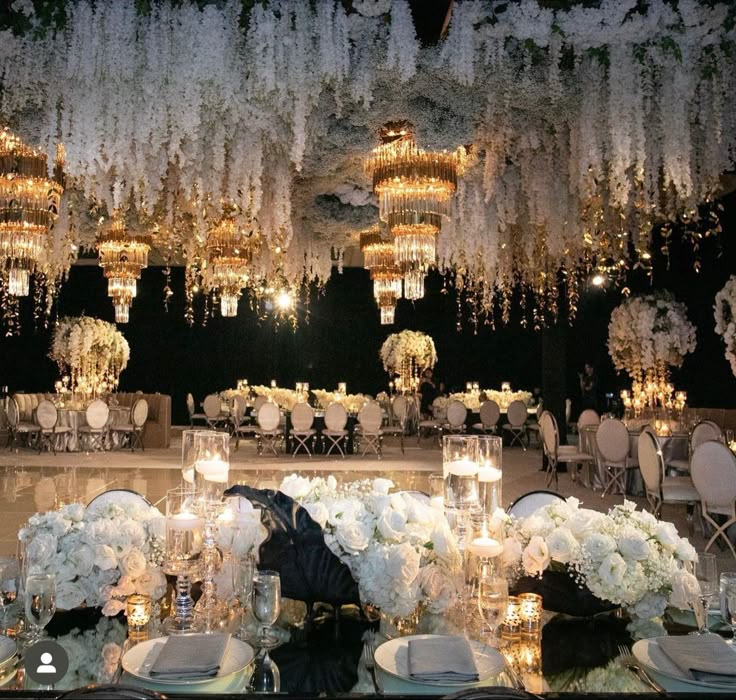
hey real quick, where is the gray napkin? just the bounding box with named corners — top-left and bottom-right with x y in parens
top-left (149, 633), bottom-right (231, 680)
top-left (407, 636), bottom-right (479, 683)
top-left (658, 634), bottom-right (736, 684)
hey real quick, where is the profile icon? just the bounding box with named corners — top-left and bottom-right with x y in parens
top-left (36, 652), bottom-right (56, 674)
top-left (25, 640), bottom-right (68, 685)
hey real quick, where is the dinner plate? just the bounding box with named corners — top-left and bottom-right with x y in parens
top-left (86, 489), bottom-right (152, 513)
top-left (632, 638), bottom-right (736, 690)
top-left (374, 634), bottom-right (506, 687)
top-left (0, 637), bottom-right (17, 667)
top-left (122, 636), bottom-right (254, 686)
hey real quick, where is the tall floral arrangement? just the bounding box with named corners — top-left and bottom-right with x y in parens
top-left (380, 330), bottom-right (437, 390)
top-left (279, 474), bottom-right (462, 617)
top-left (49, 316), bottom-right (130, 395)
top-left (607, 292), bottom-right (696, 382)
top-left (714, 276), bottom-right (736, 377)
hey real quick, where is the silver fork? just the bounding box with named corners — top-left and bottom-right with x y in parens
top-left (364, 632), bottom-right (384, 694)
top-left (617, 644), bottom-right (665, 694)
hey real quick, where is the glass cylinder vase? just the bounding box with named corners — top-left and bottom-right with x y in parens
top-left (477, 436), bottom-right (503, 514)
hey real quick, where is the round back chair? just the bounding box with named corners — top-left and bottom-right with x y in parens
top-left (595, 418), bottom-right (630, 464)
top-left (253, 395), bottom-right (269, 413)
top-left (506, 400), bottom-right (528, 428)
top-left (257, 402), bottom-right (281, 432)
top-left (691, 420), bottom-right (722, 452)
top-left (479, 400), bottom-right (501, 429)
top-left (85, 400), bottom-right (110, 430)
top-left (431, 396), bottom-right (448, 422)
top-left (324, 402), bottom-right (348, 431)
top-left (291, 402), bottom-right (314, 431)
top-left (230, 395), bottom-right (247, 424)
top-left (446, 400), bottom-right (467, 428)
top-left (508, 490), bottom-right (565, 520)
top-left (577, 408), bottom-right (600, 429)
top-left (186, 393), bottom-right (195, 416)
top-left (358, 402), bottom-right (383, 433)
top-left (637, 428), bottom-right (663, 503)
top-left (691, 440), bottom-right (736, 509)
top-left (203, 394), bottom-right (221, 419)
top-left (6, 398), bottom-right (18, 428)
top-left (36, 400), bottom-right (58, 430)
top-left (540, 411), bottom-right (558, 457)
top-left (132, 399), bottom-right (149, 428)
top-left (392, 395), bottom-right (408, 422)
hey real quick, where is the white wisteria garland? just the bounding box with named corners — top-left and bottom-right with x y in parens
top-left (714, 276), bottom-right (736, 377)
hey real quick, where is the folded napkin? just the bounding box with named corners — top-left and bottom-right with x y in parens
top-left (149, 633), bottom-right (231, 680)
top-left (407, 636), bottom-right (479, 683)
top-left (658, 634), bottom-right (736, 684)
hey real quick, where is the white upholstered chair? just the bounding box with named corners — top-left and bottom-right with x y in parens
top-left (503, 400), bottom-right (529, 450)
top-left (356, 402), bottom-right (383, 458)
top-left (381, 395), bottom-right (409, 453)
top-left (255, 402), bottom-right (283, 456)
top-left (669, 420), bottom-right (723, 472)
top-left (596, 418), bottom-right (635, 497)
top-left (111, 398), bottom-right (148, 451)
top-left (322, 402), bottom-right (349, 458)
top-left (186, 393), bottom-right (207, 427)
top-left (442, 400), bottom-right (467, 436)
top-left (290, 402), bottom-right (316, 458)
top-left (540, 410), bottom-right (595, 487)
top-left (203, 394), bottom-right (227, 430)
top-left (473, 400), bottom-right (501, 434)
top-left (78, 399), bottom-right (110, 452)
top-left (417, 397), bottom-right (444, 444)
top-left (508, 489), bottom-right (565, 520)
top-left (6, 397), bottom-right (40, 450)
top-left (36, 399), bottom-right (71, 454)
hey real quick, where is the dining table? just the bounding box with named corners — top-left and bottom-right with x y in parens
top-left (54, 405), bottom-right (131, 452)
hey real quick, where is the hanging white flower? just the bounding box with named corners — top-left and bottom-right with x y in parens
top-left (714, 275), bottom-right (736, 377)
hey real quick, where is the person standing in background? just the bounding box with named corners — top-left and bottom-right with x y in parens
top-left (578, 362), bottom-right (598, 412)
top-left (418, 368), bottom-right (438, 417)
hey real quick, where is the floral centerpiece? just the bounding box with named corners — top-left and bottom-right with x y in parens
top-left (485, 389), bottom-right (533, 410)
top-left (714, 276), bottom-right (736, 377)
top-left (380, 330), bottom-right (437, 391)
top-left (49, 316), bottom-right (130, 397)
top-left (607, 292), bottom-right (696, 384)
top-left (19, 501), bottom-right (166, 616)
top-left (499, 498), bottom-right (699, 623)
top-left (312, 389), bottom-right (368, 413)
top-left (250, 385), bottom-right (303, 411)
top-left (278, 474), bottom-right (462, 618)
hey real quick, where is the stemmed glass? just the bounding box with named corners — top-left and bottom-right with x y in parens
top-left (252, 571), bottom-right (281, 649)
top-left (477, 574), bottom-right (508, 642)
top-left (691, 553), bottom-right (718, 634)
top-left (24, 573), bottom-right (56, 645)
top-left (232, 554), bottom-right (256, 641)
top-left (0, 557), bottom-right (20, 633)
top-left (720, 572), bottom-right (736, 643)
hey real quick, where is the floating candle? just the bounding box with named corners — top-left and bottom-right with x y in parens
top-left (167, 511), bottom-right (202, 531)
top-left (478, 465), bottom-right (502, 483)
top-left (467, 536), bottom-right (503, 558)
top-left (446, 458), bottom-right (479, 477)
top-left (195, 458), bottom-right (229, 483)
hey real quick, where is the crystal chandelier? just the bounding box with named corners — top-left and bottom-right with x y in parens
top-left (371, 264), bottom-right (401, 325)
top-left (0, 127), bottom-right (64, 297)
top-left (205, 213), bottom-right (259, 318)
top-left (403, 267), bottom-right (426, 301)
top-left (97, 211), bottom-right (152, 324)
top-left (389, 212), bottom-right (440, 272)
top-left (359, 226), bottom-right (394, 270)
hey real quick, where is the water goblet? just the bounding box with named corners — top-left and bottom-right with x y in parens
top-left (720, 572), bottom-right (736, 643)
top-left (690, 552), bottom-right (717, 634)
top-left (252, 571), bottom-right (281, 649)
top-left (0, 557), bottom-right (20, 633)
top-left (248, 648), bottom-right (281, 693)
top-left (24, 573), bottom-right (56, 645)
top-left (232, 554), bottom-right (256, 640)
top-left (477, 574), bottom-right (508, 642)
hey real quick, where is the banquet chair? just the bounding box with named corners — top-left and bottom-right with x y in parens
top-left (78, 399), bottom-right (110, 452)
top-left (637, 427), bottom-right (699, 532)
top-left (35, 399), bottom-right (71, 455)
top-left (322, 402), bottom-right (349, 458)
top-left (110, 398), bottom-right (148, 451)
top-left (441, 399), bottom-right (468, 436)
top-left (230, 394), bottom-right (248, 436)
top-left (596, 418), bottom-right (635, 497)
top-left (691, 440), bottom-right (736, 560)
top-left (253, 395), bottom-right (269, 413)
top-left (356, 401), bottom-right (383, 458)
top-left (203, 394), bottom-right (227, 430)
top-left (472, 400), bottom-right (501, 435)
top-left (507, 489), bottom-right (565, 520)
top-left (381, 395), bottom-right (408, 453)
top-left (290, 402), bottom-right (316, 458)
top-left (526, 403), bottom-right (544, 447)
top-left (669, 419), bottom-right (723, 472)
top-left (577, 408), bottom-right (600, 429)
top-left (186, 392), bottom-right (207, 428)
top-left (540, 411), bottom-right (594, 488)
top-left (503, 400), bottom-right (529, 450)
top-left (255, 402), bottom-right (283, 456)
top-left (417, 397), bottom-right (445, 445)
top-left (6, 396), bottom-right (40, 450)
top-left (233, 397), bottom-right (259, 451)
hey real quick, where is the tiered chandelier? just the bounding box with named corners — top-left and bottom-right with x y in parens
top-left (360, 226), bottom-right (402, 324)
top-left (204, 213), bottom-right (260, 317)
top-left (97, 211), bottom-right (152, 324)
top-left (0, 127), bottom-right (64, 297)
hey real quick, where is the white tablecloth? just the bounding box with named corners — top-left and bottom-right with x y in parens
top-left (56, 406), bottom-right (130, 451)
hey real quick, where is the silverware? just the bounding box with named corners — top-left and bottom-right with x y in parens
top-left (617, 644), bottom-right (665, 694)
top-left (363, 632), bottom-right (384, 694)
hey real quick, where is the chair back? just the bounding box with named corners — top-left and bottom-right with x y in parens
top-left (540, 411), bottom-right (558, 457)
top-left (595, 418), bottom-right (630, 464)
top-left (358, 402), bottom-right (383, 432)
top-left (186, 393), bottom-right (195, 417)
top-left (203, 394), bottom-right (221, 419)
top-left (392, 395), bottom-right (408, 422)
top-left (85, 399), bottom-right (110, 430)
top-left (132, 399), bottom-right (149, 428)
top-left (253, 395), bottom-right (269, 413)
top-left (6, 398), bottom-right (19, 428)
top-left (230, 395), bottom-right (247, 426)
top-left (446, 400), bottom-right (467, 428)
top-left (691, 440), bottom-right (736, 509)
top-left (507, 400), bottom-right (527, 427)
top-left (508, 490), bottom-right (565, 520)
top-left (431, 397), bottom-right (447, 422)
top-left (36, 400), bottom-right (58, 430)
top-left (565, 398), bottom-right (572, 424)
top-left (577, 409), bottom-right (600, 429)
top-left (324, 402), bottom-right (348, 431)
top-left (479, 400), bottom-right (500, 428)
top-left (257, 402), bottom-right (281, 432)
top-left (692, 420), bottom-right (722, 451)
top-left (637, 428), bottom-right (663, 496)
top-left (291, 402), bottom-right (314, 431)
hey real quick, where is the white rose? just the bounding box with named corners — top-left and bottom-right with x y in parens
top-left (386, 543), bottom-right (421, 586)
top-left (675, 538), bottom-right (697, 562)
top-left (618, 530), bottom-right (650, 561)
top-left (102, 642), bottom-right (122, 666)
top-left (335, 521), bottom-right (371, 553)
top-left (403, 495), bottom-right (434, 526)
top-left (61, 503), bottom-right (85, 522)
top-left (111, 575), bottom-right (136, 597)
top-left (632, 592), bottom-right (667, 620)
top-left (304, 502), bottom-right (329, 529)
top-left (327, 475), bottom-right (337, 491)
top-left (94, 545), bottom-right (117, 571)
top-left (583, 533), bottom-right (617, 561)
top-left (56, 581), bottom-right (85, 610)
top-left (546, 527), bottom-right (578, 564)
top-left (418, 564), bottom-right (457, 613)
top-left (69, 544), bottom-right (95, 577)
top-left (102, 599), bottom-right (126, 617)
top-left (328, 499), bottom-right (361, 527)
top-left (148, 516), bottom-right (166, 539)
top-left (26, 533), bottom-right (57, 570)
top-left (377, 508), bottom-right (408, 541)
top-left (670, 569), bottom-right (701, 609)
top-left (598, 552), bottom-right (627, 588)
top-left (279, 475), bottom-right (313, 500)
top-left (372, 478), bottom-right (394, 495)
top-left (120, 549), bottom-right (147, 579)
top-left (627, 616), bottom-right (667, 640)
top-left (501, 537), bottom-right (522, 568)
top-left (429, 522), bottom-right (457, 560)
top-left (522, 536), bottom-right (550, 576)
top-left (654, 522), bottom-right (680, 549)
top-left (118, 521), bottom-right (146, 549)
top-left (134, 567), bottom-right (167, 600)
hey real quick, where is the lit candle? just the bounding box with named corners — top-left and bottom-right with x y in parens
top-left (478, 465), bottom-right (502, 483)
top-left (195, 457), bottom-right (229, 483)
top-left (502, 596), bottom-right (522, 637)
top-left (338, 382), bottom-right (347, 395)
top-left (270, 379), bottom-right (277, 388)
top-left (466, 382), bottom-right (472, 392)
top-left (126, 594), bottom-right (152, 630)
top-left (168, 511), bottom-right (202, 531)
top-left (446, 458), bottom-right (479, 477)
top-left (467, 536), bottom-right (503, 558)
top-left (519, 593), bottom-right (542, 634)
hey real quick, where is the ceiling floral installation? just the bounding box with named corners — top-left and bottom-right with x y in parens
top-left (0, 0), bottom-right (734, 331)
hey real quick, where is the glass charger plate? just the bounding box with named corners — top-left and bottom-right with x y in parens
top-left (374, 634), bottom-right (505, 687)
top-left (0, 636), bottom-right (17, 667)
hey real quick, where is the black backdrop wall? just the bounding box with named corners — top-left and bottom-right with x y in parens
top-left (2, 191), bottom-right (735, 425)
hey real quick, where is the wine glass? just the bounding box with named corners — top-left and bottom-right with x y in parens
top-left (720, 572), bottom-right (736, 643)
top-left (252, 571), bottom-right (281, 649)
top-left (691, 552), bottom-right (717, 634)
top-left (249, 648), bottom-right (281, 693)
top-left (0, 557), bottom-right (20, 633)
top-left (477, 574), bottom-right (508, 641)
top-left (24, 573), bottom-right (56, 644)
top-left (232, 554), bottom-right (256, 640)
